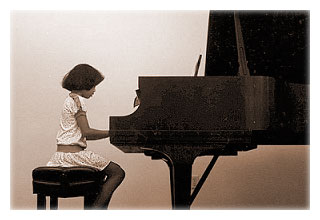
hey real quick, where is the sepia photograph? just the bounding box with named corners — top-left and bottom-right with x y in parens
top-left (10, 8), bottom-right (310, 212)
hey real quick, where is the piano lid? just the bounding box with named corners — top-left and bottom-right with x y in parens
top-left (205, 10), bottom-right (309, 84)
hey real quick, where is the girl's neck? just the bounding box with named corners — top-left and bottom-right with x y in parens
top-left (71, 90), bottom-right (84, 97)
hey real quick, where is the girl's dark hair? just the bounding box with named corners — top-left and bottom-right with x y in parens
top-left (62, 64), bottom-right (105, 91)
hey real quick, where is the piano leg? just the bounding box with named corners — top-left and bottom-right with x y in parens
top-left (169, 162), bottom-right (192, 209)
top-left (167, 161), bottom-right (175, 208)
top-left (142, 147), bottom-right (194, 209)
top-left (165, 155), bottom-right (220, 209)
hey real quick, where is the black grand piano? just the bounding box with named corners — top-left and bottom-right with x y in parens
top-left (109, 11), bottom-right (309, 209)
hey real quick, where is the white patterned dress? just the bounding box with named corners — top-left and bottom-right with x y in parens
top-left (47, 93), bottom-right (110, 171)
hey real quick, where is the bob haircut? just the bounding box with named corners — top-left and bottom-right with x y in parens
top-left (62, 64), bottom-right (105, 91)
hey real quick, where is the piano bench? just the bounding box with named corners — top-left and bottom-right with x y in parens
top-left (32, 166), bottom-right (105, 210)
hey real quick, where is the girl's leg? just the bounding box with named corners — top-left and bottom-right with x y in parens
top-left (92, 162), bottom-right (125, 209)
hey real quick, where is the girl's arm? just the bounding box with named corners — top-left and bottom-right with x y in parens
top-left (76, 113), bottom-right (109, 140)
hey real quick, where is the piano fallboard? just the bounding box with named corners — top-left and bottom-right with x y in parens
top-left (110, 129), bottom-right (253, 146)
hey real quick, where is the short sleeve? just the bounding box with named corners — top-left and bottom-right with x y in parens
top-left (78, 97), bottom-right (87, 112)
top-left (68, 94), bottom-right (87, 116)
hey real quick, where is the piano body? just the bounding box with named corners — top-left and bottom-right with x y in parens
top-left (109, 11), bottom-right (309, 209)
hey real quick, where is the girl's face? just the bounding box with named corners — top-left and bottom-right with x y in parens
top-left (82, 87), bottom-right (96, 99)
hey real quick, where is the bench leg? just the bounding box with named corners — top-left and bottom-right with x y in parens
top-left (37, 194), bottom-right (46, 210)
top-left (50, 196), bottom-right (58, 210)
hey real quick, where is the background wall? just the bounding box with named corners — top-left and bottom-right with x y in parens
top-left (11, 11), bottom-right (309, 209)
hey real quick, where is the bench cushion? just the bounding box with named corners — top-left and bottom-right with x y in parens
top-left (32, 166), bottom-right (105, 197)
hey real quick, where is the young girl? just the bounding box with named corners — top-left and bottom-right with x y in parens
top-left (47, 64), bottom-right (125, 209)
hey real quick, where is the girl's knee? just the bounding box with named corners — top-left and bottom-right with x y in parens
top-left (114, 165), bottom-right (125, 182)
top-left (117, 167), bottom-right (125, 182)
top-left (104, 162), bottom-right (125, 180)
